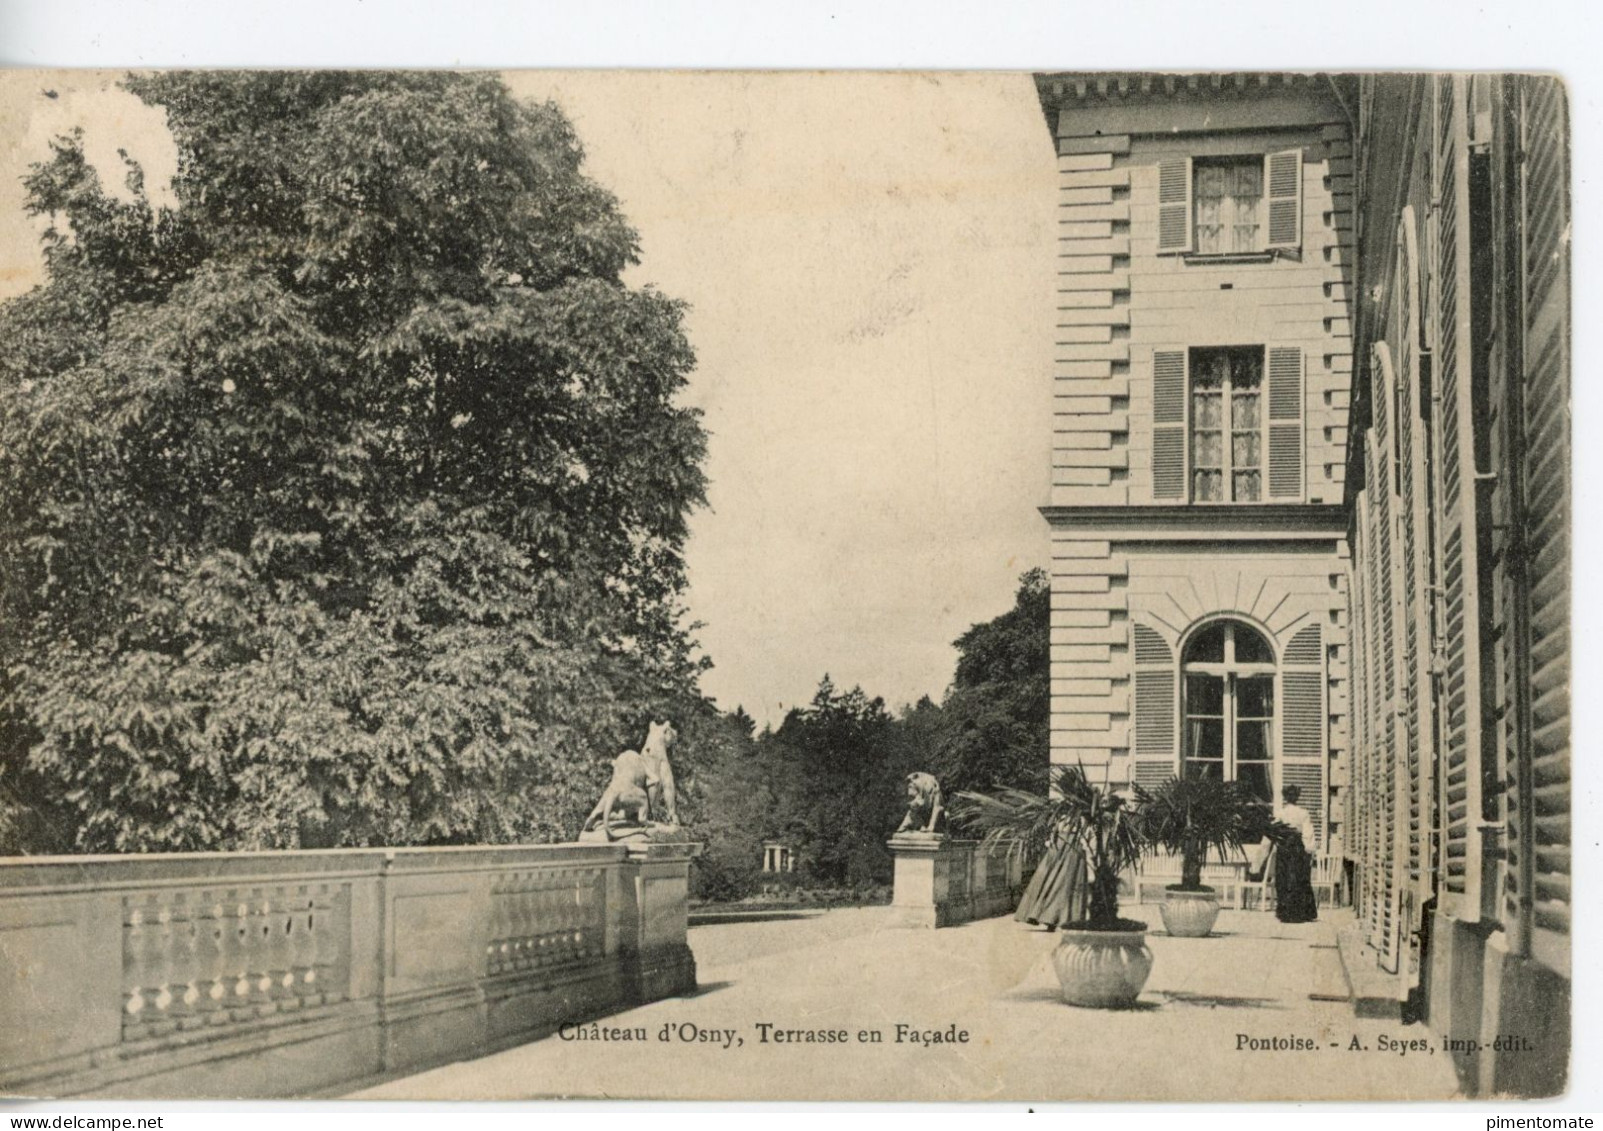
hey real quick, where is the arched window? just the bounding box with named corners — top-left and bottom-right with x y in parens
top-left (1181, 620), bottom-right (1276, 802)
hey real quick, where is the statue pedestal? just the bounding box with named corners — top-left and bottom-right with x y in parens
top-left (578, 821), bottom-right (678, 845)
top-left (616, 841), bottom-right (701, 1003)
top-left (889, 832), bottom-right (970, 928)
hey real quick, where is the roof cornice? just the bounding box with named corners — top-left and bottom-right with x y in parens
top-left (1033, 72), bottom-right (1360, 136)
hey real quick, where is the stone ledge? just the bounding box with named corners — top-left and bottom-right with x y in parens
top-left (1335, 921), bottom-right (1406, 1020)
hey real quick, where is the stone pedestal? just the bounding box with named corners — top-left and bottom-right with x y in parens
top-left (889, 833), bottom-right (967, 928)
top-left (890, 835), bottom-right (1025, 928)
top-left (617, 841), bottom-right (700, 1002)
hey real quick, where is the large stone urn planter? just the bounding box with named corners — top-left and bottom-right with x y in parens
top-left (1050, 924), bottom-right (1153, 1008)
top-left (1159, 887), bottom-right (1222, 937)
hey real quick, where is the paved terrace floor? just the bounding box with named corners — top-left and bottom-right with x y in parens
top-left (351, 903), bottom-right (1462, 1102)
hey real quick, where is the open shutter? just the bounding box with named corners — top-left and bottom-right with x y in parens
top-left (1132, 624), bottom-right (1177, 789)
top-left (1152, 349), bottom-right (1188, 500)
top-left (1280, 622), bottom-right (1326, 851)
top-left (1267, 346), bottom-right (1304, 499)
top-left (1264, 148), bottom-right (1303, 252)
top-left (1517, 75), bottom-right (1570, 970)
top-left (1156, 156), bottom-right (1193, 254)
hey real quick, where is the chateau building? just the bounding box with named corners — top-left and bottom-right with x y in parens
top-left (1033, 72), bottom-right (1569, 1096)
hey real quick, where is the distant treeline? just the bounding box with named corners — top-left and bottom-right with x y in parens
top-left (682, 569), bottom-right (1049, 901)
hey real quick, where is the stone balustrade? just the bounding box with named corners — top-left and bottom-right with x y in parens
top-left (887, 834), bottom-right (1026, 928)
top-left (0, 841), bottom-right (698, 1099)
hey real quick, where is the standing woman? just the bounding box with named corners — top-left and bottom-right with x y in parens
top-left (1270, 784), bottom-right (1319, 923)
top-left (1014, 828), bottom-right (1089, 930)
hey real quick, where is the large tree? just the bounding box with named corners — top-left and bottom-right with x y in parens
top-left (928, 567), bottom-right (1051, 796)
top-left (0, 72), bottom-right (708, 852)
top-left (762, 676), bottom-right (911, 887)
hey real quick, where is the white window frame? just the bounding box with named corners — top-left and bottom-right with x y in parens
top-left (1189, 345), bottom-right (1268, 504)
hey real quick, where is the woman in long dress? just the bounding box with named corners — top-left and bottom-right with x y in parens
top-left (1270, 784), bottom-right (1319, 924)
top-left (1014, 837), bottom-right (1090, 930)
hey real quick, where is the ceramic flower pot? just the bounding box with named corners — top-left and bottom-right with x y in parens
top-left (1050, 925), bottom-right (1153, 1008)
top-left (1159, 887), bottom-right (1221, 937)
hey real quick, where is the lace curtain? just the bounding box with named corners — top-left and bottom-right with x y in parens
top-left (1194, 161), bottom-right (1263, 254)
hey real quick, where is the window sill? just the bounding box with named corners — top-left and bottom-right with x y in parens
top-left (1181, 252), bottom-right (1276, 265)
top-left (1185, 500), bottom-right (1296, 507)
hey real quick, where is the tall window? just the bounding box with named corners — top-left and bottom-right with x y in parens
top-left (1182, 620), bottom-right (1276, 802)
top-left (1194, 157), bottom-right (1264, 254)
top-left (1190, 347), bottom-right (1264, 502)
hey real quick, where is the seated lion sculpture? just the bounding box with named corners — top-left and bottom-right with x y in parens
top-left (896, 772), bottom-right (944, 834)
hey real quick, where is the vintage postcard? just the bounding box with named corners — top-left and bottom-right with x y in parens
top-left (0, 69), bottom-right (1571, 1103)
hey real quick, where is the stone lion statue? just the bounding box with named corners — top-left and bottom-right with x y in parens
top-left (896, 772), bottom-right (944, 834)
top-left (580, 720), bottom-right (680, 839)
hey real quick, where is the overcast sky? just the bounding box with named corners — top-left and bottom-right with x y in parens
top-left (0, 70), bottom-right (1059, 725)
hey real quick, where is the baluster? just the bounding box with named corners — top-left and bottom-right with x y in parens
top-left (571, 875), bottom-right (588, 959)
top-left (493, 875), bottom-right (513, 975)
top-left (250, 896), bottom-right (275, 1006)
top-left (530, 877), bottom-right (547, 969)
top-left (123, 902), bottom-right (148, 1026)
top-left (554, 875), bottom-right (569, 963)
top-left (498, 876), bottom-right (516, 971)
top-left (171, 896), bottom-right (201, 1024)
top-left (499, 876), bottom-right (519, 974)
top-left (575, 872), bottom-right (594, 958)
top-left (150, 903), bottom-right (176, 1021)
top-left (567, 873), bottom-right (583, 963)
top-left (533, 878), bottom-right (551, 968)
top-left (514, 878), bottom-right (535, 971)
top-left (198, 899), bottom-right (228, 1021)
top-left (548, 875), bottom-right (564, 965)
top-left (503, 876), bottom-right (519, 972)
top-left (288, 889), bottom-right (316, 1002)
top-left (559, 872), bottom-right (575, 963)
top-left (264, 891), bottom-right (294, 1000)
top-left (228, 899), bottom-right (254, 1013)
top-left (588, 869), bottom-right (605, 957)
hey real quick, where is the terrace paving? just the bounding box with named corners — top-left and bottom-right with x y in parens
top-left (350, 902), bottom-right (1461, 1102)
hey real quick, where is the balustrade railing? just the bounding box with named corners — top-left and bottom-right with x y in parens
top-left (121, 882), bottom-right (350, 1044)
top-left (0, 842), bottom-right (698, 1099)
top-left (485, 866), bottom-right (607, 977)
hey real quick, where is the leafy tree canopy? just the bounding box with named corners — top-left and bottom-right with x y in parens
top-left (0, 72), bottom-right (708, 852)
top-left (929, 567), bottom-right (1050, 796)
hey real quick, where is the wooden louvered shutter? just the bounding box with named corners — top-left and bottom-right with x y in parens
top-left (1132, 624), bottom-right (1177, 789)
top-left (1280, 623), bottom-right (1326, 850)
top-left (1517, 75), bottom-right (1570, 969)
top-left (1370, 346), bottom-right (1409, 974)
top-left (1156, 157), bottom-right (1193, 255)
top-left (1396, 210), bottom-right (1439, 931)
top-left (1267, 346), bottom-right (1305, 499)
top-left (1349, 508), bottom-right (1375, 929)
top-left (1433, 75), bottom-right (1482, 919)
top-left (1152, 349), bottom-right (1188, 500)
top-left (1264, 149), bottom-right (1303, 252)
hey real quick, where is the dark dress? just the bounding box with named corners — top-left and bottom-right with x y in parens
top-left (1014, 842), bottom-right (1089, 929)
top-left (1270, 825), bottom-right (1319, 923)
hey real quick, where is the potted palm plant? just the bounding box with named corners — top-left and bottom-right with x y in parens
top-left (951, 764), bottom-right (1151, 1009)
top-left (1135, 775), bottom-right (1274, 938)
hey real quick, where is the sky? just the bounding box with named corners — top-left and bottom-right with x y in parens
top-left (0, 69), bottom-right (1060, 726)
